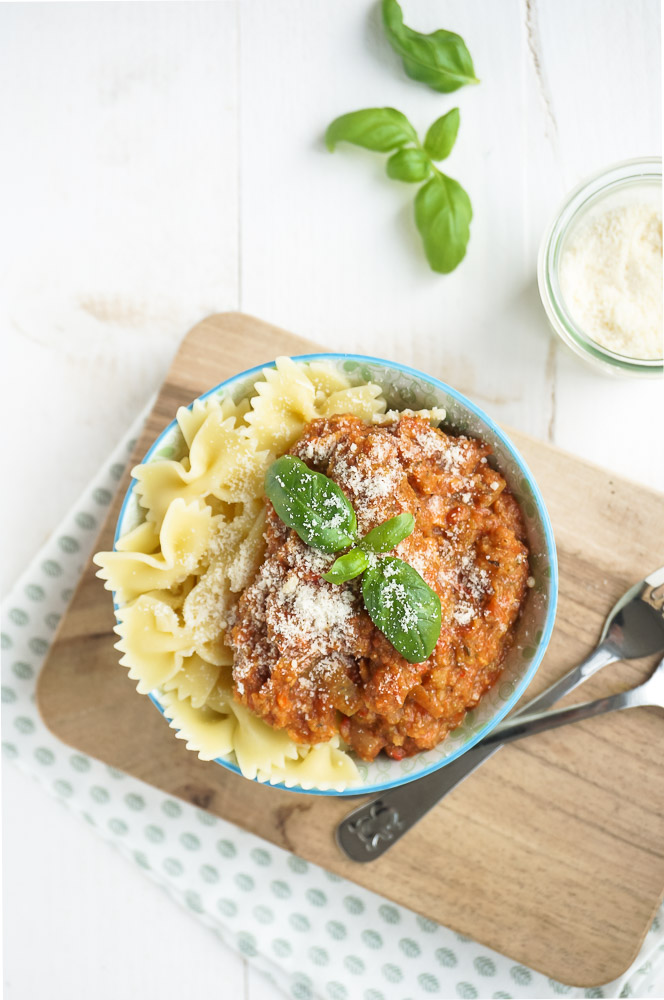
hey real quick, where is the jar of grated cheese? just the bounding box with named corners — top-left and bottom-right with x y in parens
top-left (538, 157), bottom-right (662, 377)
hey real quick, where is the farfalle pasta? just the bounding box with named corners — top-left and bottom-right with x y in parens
top-left (94, 357), bottom-right (391, 791)
top-left (133, 410), bottom-right (266, 527)
top-left (96, 498), bottom-right (213, 604)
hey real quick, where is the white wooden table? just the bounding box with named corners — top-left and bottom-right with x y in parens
top-left (2, 2), bottom-right (661, 997)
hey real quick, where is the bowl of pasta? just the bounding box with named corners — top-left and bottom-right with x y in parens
top-left (94, 354), bottom-right (557, 796)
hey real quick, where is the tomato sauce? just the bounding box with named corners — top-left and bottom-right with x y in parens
top-left (229, 415), bottom-right (529, 762)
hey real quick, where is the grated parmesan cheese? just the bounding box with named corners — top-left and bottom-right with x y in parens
top-left (559, 199), bottom-right (663, 360)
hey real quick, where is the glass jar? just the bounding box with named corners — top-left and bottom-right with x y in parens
top-left (538, 157), bottom-right (662, 377)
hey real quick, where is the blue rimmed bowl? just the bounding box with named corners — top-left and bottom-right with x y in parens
top-left (115, 354), bottom-right (558, 797)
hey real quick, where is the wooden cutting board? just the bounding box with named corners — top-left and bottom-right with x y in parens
top-left (37, 312), bottom-right (664, 987)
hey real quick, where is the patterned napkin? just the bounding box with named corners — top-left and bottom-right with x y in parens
top-left (3, 416), bottom-right (663, 1000)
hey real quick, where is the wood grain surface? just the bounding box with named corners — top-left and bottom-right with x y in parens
top-left (37, 312), bottom-right (664, 987)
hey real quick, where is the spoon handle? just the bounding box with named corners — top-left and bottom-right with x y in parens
top-left (336, 641), bottom-right (618, 862)
top-left (484, 684), bottom-right (654, 746)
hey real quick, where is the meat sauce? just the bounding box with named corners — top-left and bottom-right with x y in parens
top-left (229, 415), bottom-right (529, 762)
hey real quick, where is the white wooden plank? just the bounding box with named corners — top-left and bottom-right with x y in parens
top-left (0, 1), bottom-right (240, 593)
top-left (535, 0), bottom-right (661, 187)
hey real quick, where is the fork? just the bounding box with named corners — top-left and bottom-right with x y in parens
top-left (337, 566), bottom-right (664, 862)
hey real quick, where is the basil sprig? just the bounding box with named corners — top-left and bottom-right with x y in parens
top-left (324, 1), bottom-right (477, 274)
top-left (382, 0), bottom-right (479, 93)
top-left (264, 456), bottom-right (357, 553)
top-left (323, 512), bottom-right (415, 584)
top-left (265, 460), bottom-right (441, 663)
top-left (326, 107), bottom-right (471, 274)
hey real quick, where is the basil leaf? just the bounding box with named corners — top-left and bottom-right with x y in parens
top-left (414, 172), bottom-right (472, 274)
top-left (386, 148), bottom-right (431, 183)
top-left (382, 0), bottom-right (479, 94)
top-left (361, 513), bottom-right (415, 553)
top-left (326, 108), bottom-right (418, 153)
top-left (323, 548), bottom-right (369, 584)
top-left (265, 455), bottom-right (357, 554)
top-left (362, 557), bottom-right (441, 664)
top-left (424, 108), bottom-right (460, 161)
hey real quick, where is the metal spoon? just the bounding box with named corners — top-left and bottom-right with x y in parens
top-left (337, 566), bottom-right (664, 862)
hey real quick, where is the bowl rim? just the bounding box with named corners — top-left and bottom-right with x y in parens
top-left (114, 352), bottom-right (559, 797)
top-left (537, 155), bottom-right (663, 377)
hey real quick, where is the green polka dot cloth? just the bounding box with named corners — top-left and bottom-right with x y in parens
top-left (2, 417), bottom-right (663, 1000)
